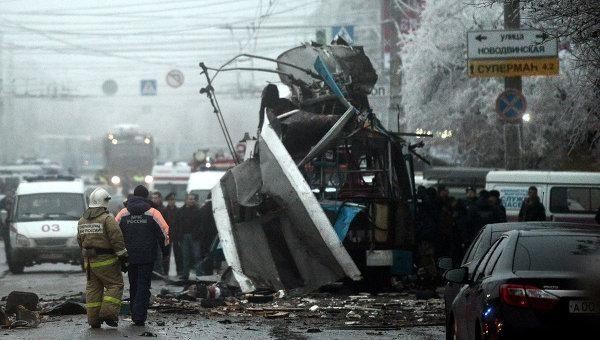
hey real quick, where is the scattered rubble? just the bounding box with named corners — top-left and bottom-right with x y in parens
top-left (148, 285), bottom-right (445, 330)
top-left (0, 285), bottom-right (444, 331)
top-left (41, 300), bottom-right (86, 316)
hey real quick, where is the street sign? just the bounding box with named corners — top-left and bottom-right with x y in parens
top-left (468, 57), bottom-right (559, 77)
top-left (165, 69), bottom-right (184, 88)
top-left (467, 29), bottom-right (558, 60)
top-left (332, 25), bottom-right (354, 43)
top-left (140, 79), bottom-right (157, 96)
top-left (102, 80), bottom-right (118, 96)
top-left (496, 89), bottom-right (527, 122)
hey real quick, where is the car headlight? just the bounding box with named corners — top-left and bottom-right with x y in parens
top-left (144, 175), bottom-right (153, 184)
top-left (16, 234), bottom-right (31, 247)
top-left (66, 237), bottom-right (79, 247)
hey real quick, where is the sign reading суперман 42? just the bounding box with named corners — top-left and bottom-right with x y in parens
top-left (467, 29), bottom-right (558, 60)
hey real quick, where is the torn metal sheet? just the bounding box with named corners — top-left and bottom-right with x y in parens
top-left (212, 116), bottom-right (361, 293)
top-left (212, 182), bottom-right (257, 293)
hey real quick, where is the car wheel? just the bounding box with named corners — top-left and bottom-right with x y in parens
top-left (7, 255), bottom-right (24, 274)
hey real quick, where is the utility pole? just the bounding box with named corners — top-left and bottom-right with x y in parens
top-left (0, 32), bottom-right (5, 164)
top-left (503, 0), bottom-right (522, 169)
top-left (389, 0), bottom-right (403, 133)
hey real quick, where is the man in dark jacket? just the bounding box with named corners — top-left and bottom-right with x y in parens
top-left (151, 191), bottom-right (170, 276)
top-left (518, 186), bottom-right (547, 221)
top-left (115, 185), bottom-right (169, 326)
top-left (163, 192), bottom-right (181, 276)
top-left (489, 190), bottom-right (507, 222)
top-left (198, 194), bottom-right (218, 275)
top-left (175, 193), bottom-right (203, 281)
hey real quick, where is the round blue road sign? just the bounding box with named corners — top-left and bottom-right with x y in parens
top-left (496, 89), bottom-right (527, 122)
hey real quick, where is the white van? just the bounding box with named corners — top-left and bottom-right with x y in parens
top-left (485, 171), bottom-right (600, 224)
top-left (149, 162), bottom-right (191, 206)
top-left (4, 176), bottom-right (86, 273)
top-left (187, 171), bottom-right (226, 203)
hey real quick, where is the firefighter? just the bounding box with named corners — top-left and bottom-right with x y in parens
top-left (116, 185), bottom-right (169, 326)
top-left (77, 187), bottom-right (128, 328)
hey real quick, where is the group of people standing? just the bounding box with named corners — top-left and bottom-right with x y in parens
top-left (149, 191), bottom-right (217, 281)
top-left (77, 185), bottom-right (216, 329)
top-left (415, 184), bottom-right (547, 287)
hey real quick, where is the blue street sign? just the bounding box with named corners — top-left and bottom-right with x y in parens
top-left (331, 25), bottom-right (354, 43)
top-left (495, 89), bottom-right (526, 122)
top-left (140, 79), bottom-right (157, 96)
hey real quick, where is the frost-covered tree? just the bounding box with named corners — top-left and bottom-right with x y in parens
top-left (400, 0), bottom-right (599, 169)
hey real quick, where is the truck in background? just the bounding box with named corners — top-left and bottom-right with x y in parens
top-left (102, 124), bottom-right (155, 195)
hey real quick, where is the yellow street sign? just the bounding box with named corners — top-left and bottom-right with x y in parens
top-left (468, 57), bottom-right (559, 78)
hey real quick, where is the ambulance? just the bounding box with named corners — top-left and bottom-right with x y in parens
top-left (485, 171), bottom-right (600, 223)
top-left (148, 162), bottom-right (191, 206)
top-left (3, 176), bottom-right (86, 273)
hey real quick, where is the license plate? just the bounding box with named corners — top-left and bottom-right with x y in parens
top-left (569, 300), bottom-right (599, 314)
top-left (39, 252), bottom-right (64, 260)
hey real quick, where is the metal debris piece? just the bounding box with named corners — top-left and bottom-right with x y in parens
top-left (264, 311), bottom-right (289, 319)
top-left (41, 300), bottom-right (86, 316)
top-left (15, 305), bottom-right (40, 328)
top-left (139, 331), bottom-right (157, 337)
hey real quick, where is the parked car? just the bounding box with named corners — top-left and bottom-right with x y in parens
top-left (445, 228), bottom-right (600, 339)
top-left (438, 221), bottom-right (597, 339)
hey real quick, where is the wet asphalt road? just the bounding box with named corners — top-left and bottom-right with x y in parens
top-left (0, 244), bottom-right (445, 339)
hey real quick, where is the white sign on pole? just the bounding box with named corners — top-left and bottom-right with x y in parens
top-left (166, 69), bottom-right (184, 88)
top-left (467, 29), bottom-right (558, 60)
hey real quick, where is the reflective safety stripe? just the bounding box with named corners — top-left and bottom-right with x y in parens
top-left (103, 296), bottom-right (121, 305)
top-left (86, 302), bottom-right (102, 308)
top-left (115, 249), bottom-right (128, 257)
top-left (87, 256), bottom-right (118, 268)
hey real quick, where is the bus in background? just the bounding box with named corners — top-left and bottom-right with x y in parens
top-left (485, 171), bottom-right (600, 224)
top-left (149, 162), bottom-right (191, 206)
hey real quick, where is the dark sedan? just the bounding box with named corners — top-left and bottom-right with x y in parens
top-left (438, 222), bottom-right (597, 324)
top-left (445, 229), bottom-right (600, 339)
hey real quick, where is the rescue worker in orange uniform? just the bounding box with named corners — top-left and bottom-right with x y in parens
top-left (78, 187), bottom-right (128, 328)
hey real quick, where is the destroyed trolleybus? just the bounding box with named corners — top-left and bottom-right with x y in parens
top-left (206, 41), bottom-right (418, 293)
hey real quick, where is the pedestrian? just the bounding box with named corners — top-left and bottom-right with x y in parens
top-left (115, 185), bottom-right (169, 326)
top-left (455, 186), bottom-right (479, 258)
top-left (151, 191), bottom-right (170, 277)
top-left (435, 185), bottom-right (455, 260)
top-left (518, 186), bottom-right (547, 221)
top-left (488, 190), bottom-right (507, 222)
top-left (596, 206), bottom-right (600, 224)
top-left (77, 187), bottom-right (128, 329)
top-left (163, 192), bottom-right (181, 276)
top-left (198, 193), bottom-right (218, 275)
top-left (0, 191), bottom-right (15, 261)
top-left (175, 193), bottom-right (204, 281)
top-left (415, 186), bottom-right (438, 289)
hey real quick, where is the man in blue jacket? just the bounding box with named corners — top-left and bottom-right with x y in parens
top-left (116, 185), bottom-right (169, 326)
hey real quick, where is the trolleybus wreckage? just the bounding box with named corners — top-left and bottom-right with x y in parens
top-left (198, 39), bottom-right (429, 294)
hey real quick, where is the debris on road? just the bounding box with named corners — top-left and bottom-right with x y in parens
top-left (6, 291), bottom-right (39, 314)
top-left (139, 331), bottom-right (158, 337)
top-left (16, 305), bottom-right (40, 328)
top-left (41, 300), bottom-right (86, 316)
